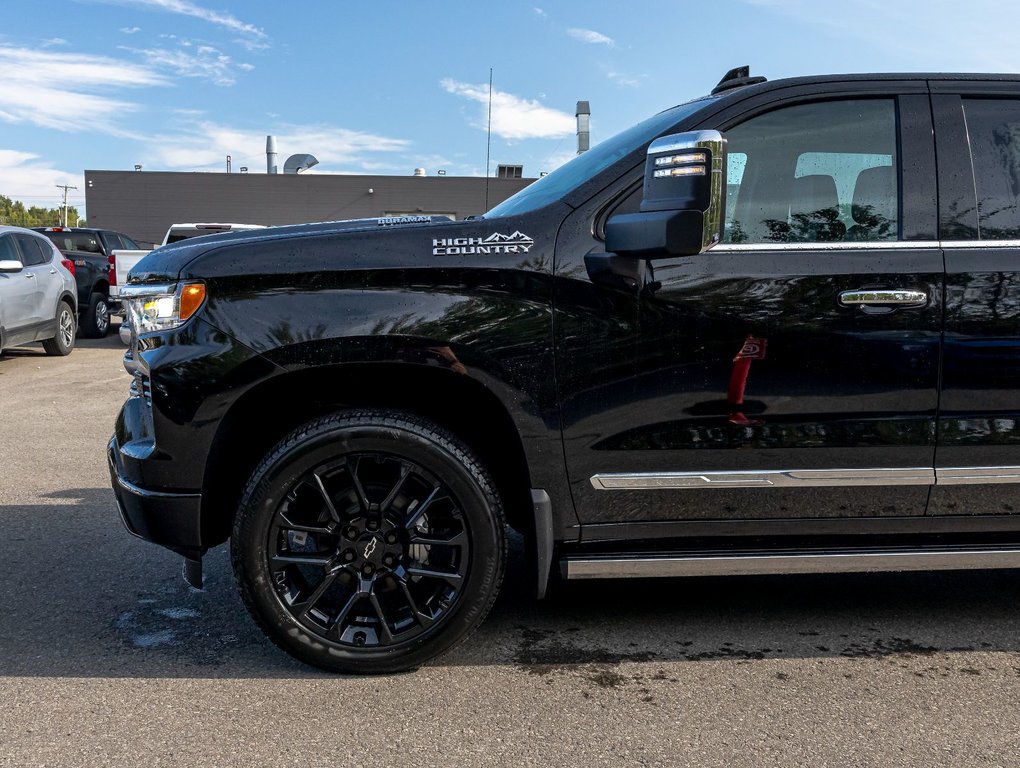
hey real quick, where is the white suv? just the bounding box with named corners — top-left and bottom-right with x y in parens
top-left (0, 226), bottom-right (78, 355)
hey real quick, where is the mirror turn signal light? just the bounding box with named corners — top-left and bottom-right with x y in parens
top-left (653, 165), bottom-right (706, 178)
top-left (654, 151), bottom-right (707, 167)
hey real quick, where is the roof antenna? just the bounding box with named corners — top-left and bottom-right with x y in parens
top-left (712, 65), bottom-right (767, 94)
top-left (484, 67), bottom-right (493, 212)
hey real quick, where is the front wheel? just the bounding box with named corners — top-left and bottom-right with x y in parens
top-left (231, 410), bottom-right (506, 674)
top-left (42, 301), bottom-right (76, 356)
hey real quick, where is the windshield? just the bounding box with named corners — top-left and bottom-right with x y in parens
top-left (485, 96), bottom-right (719, 218)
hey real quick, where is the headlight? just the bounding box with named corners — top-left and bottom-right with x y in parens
top-left (121, 282), bottom-right (207, 335)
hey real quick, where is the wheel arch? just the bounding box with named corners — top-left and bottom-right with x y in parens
top-left (57, 290), bottom-right (77, 313)
top-left (200, 361), bottom-right (536, 549)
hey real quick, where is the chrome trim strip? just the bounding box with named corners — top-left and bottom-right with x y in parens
top-left (113, 472), bottom-right (201, 500)
top-left (563, 549), bottom-right (1020, 580)
top-left (937, 467), bottom-right (1020, 485)
top-left (941, 240), bottom-right (1020, 249)
top-left (647, 131), bottom-right (723, 155)
top-left (838, 289), bottom-right (927, 307)
top-left (590, 466), bottom-right (1020, 490)
top-left (118, 283), bottom-right (175, 299)
top-left (713, 239), bottom-right (1020, 252)
top-left (590, 468), bottom-right (934, 490)
top-left (712, 240), bottom-right (941, 252)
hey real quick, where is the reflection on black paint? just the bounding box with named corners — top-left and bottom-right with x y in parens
top-left (593, 415), bottom-right (935, 452)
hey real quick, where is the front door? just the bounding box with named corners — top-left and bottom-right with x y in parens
top-left (0, 234), bottom-right (37, 336)
top-left (554, 89), bottom-right (942, 536)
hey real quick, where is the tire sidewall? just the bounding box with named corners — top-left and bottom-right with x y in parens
top-left (45, 302), bottom-right (76, 355)
top-left (234, 419), bottom-right (503, 673)
top-left (81, 293), bottom-right (109, 338)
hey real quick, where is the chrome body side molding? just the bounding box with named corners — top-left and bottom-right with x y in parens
top-left (590, 467), bottom-right (934, 490)
top-left (590, 466), bottom-right (1020, 490)
top-left (563, 548), bottom-right (1020, 580)
top-left (937, 467), bottom-right (1020, 485)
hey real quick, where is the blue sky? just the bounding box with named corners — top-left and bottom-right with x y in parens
top-left (2, 0), bottom-right (1019, 215)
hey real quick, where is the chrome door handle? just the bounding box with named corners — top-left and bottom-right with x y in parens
top-left (25, 272), bottom-right (35, 279)
top-left (839, 289), bottom-right (927, 308)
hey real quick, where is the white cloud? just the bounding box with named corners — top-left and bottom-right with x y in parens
top-left (121, 43), bottom-right (252, 85)
top-left (94, 0), bottom-right (267, 44)
top-left (566, 28), bottom-right (614, 46)
top-left (440, 79), bottom-right (574, 140)
top-left (0, 150), bottom-right (84, 209)
top-left (533, 7), bottom-right (546, 16)
top-left (142, 122), bottom-right (411, 172)
top-left (0, 46), bottom-right (165, 135)
top-left (607, 71), bottom-right (643, 88)
top-left (120, 26), bottom-right (141, 34)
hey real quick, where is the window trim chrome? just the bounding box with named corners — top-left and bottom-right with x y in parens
top-left (940, 239), bottom-right (1020, 249)
top-left (711, 240), bottom-right (941, 252)
top-left (710, 239), bottom-right (1020, 253)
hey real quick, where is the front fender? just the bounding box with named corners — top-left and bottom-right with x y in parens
top-left (197, 271), bottom-right (576, 539)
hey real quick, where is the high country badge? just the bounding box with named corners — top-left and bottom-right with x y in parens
top-left (433, 231), bottom-right (534, 255)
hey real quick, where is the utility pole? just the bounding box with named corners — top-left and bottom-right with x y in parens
top-left (56, 184), bottom-right (77, 227)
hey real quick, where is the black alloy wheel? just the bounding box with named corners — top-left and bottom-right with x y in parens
top-left (232, 410), bottom-right (506, 674)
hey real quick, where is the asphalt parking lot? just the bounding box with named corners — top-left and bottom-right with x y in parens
top-left (3, 331), bottom-right (1020, 767)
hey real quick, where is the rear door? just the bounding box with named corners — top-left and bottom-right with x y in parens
top-left (930, 81), bottom-right (1020, 512)
top-left (554, 82), bottom-right (943, 536)
top-left (13, 233), bottom-right (58, 326)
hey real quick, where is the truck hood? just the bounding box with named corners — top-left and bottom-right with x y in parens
top-left (127, 214), bottom-right (460, 284)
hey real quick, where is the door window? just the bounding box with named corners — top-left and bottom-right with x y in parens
top-left (962, 99), bottom-right (1020, 239)
top-left (0, 235), bottom-right (20, 264)
top-left (14, 235), bottom-right (49, 266)
top-left (723, 99), bottom-right (899, 244)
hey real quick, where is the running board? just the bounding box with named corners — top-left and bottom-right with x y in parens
top-left (562, 547), bottom-right (1020, 580)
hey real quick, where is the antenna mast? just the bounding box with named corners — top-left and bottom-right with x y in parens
top-left (484, 67), bottom-right (493, 211)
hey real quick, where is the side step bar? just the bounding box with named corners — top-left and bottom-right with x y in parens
top-left (562, 547), bottom-right (1020, 580)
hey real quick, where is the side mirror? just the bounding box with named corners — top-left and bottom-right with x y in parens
top-left (605, 130), bottom-right (726, 258)
top-left (0, 260), bottom-right (23, 273)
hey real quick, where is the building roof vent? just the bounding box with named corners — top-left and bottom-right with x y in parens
top-left (497, 164), bottom-right (523, 179)
top-left (576, 100), bottom-right (590, 154)
top-left (283, 154), bottom-right (319, 174)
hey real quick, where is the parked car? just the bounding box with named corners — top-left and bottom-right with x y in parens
top-left (110, 68), bottom-right (1020, 674)
top-left (33, 226), bottom-right (141, 337)
top-left (0, 226), bottom-right (77, 355)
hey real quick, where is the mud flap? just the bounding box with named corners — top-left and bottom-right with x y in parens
top-left (183, 556), bottom-right (203, 590)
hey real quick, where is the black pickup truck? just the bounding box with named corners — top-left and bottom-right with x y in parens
top-left (110, 68), bottom-right (1020, 674)
top-left (34, 227), bottom-right (141, 337)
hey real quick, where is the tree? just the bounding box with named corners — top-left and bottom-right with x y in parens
top-left (0, 194), bottom-right (84, 227)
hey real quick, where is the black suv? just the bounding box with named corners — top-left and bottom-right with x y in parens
top-left (110, 69), bottom-right (1020, 673)
top-left (35, 227), bottom-right (140, 337)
